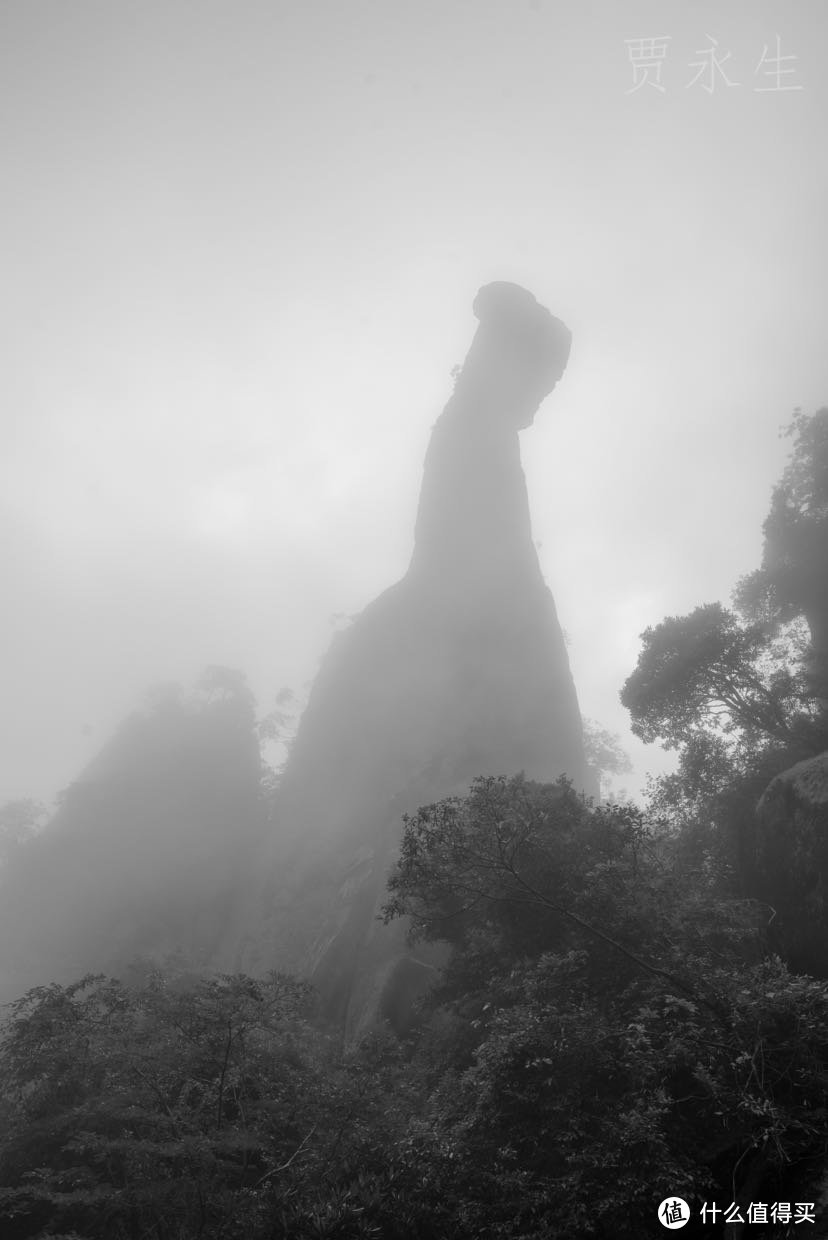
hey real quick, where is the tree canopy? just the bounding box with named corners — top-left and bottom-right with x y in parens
top-left (381, 775), bottom-right (828, 1237)
top-left (0, 965), bottom-right (430, 1240)
top-left (736, 406), bottom-right (828, 705)
top-left (3, 408), bottom-right (828, 1238)
top-left (620, 602), bottom-right (806, 750)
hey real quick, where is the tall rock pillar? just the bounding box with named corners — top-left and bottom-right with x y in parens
top-left (247, 282), bottom-right (590, 1038)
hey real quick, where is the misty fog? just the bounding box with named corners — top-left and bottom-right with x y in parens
top-left (1, 2), bottom-right (828, 1237)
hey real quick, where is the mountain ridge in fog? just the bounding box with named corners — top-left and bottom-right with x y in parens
top-left (0, 283), bottom-right (593, 1032)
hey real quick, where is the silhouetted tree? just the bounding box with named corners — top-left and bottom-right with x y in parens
top-left (736, 406), bottom-right (828, 709)
top-left (382, 775), bottom-right (828, 1238)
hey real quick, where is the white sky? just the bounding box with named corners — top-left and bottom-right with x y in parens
top-left (2, 0), bottom-right (827, 807)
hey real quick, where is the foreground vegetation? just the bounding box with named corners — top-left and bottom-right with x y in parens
top-left (2, 775), bottom-right (828, 1239)
top-left (2, 408), bottom-right (827, 1238)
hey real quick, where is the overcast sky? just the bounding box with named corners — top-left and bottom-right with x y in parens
top-left (2, 0), bottom-right (827, 808)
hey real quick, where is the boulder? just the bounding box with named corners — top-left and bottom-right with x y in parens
top-left (755, 750), bottom-right (828, 974)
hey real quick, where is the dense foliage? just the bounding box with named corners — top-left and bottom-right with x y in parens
top-left (0, 967), bottom-right (433, 1240)
top-left (737, 406), bottom-right (828, 706)
top-left (2, 407), bottom-right (828, 1238)
top-left (381, 776), bottom-right (828, 1237)
top-left (621, 409), bottom-right (828, 976)
top-left (5, 777), bottom-right (827, 1238)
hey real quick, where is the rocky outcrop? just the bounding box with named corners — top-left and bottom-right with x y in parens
top-left (246, 282), bottom-right (591, 1040)
top-left (755, 750), bottom-right (828, 975)
top-left (0, 669), bottom-right (265, 1004)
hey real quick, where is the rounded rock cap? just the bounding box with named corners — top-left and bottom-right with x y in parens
top-left (473, 281), bottom-right (570, 358)
top-left (470, 281), bottom-right (572, 421)
top-left (472, 281), bottom-right (544, 325)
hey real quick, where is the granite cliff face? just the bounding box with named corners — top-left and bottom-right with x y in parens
top-left (244, 283), bottom-right (591, 1040)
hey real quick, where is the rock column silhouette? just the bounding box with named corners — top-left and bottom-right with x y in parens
top-left (245, 282), bottom-right (591, 1040)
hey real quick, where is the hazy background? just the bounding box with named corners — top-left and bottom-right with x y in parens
top-left (2, 0), bottom-right (827, 809)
